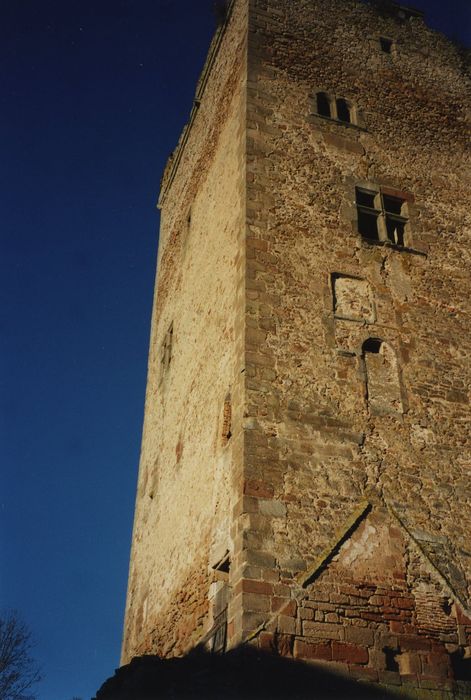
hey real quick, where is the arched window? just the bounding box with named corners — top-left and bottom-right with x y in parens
top-left (316, 92), bottom-right (331, 118)
top-left (363, 339), bottom-right (403, 414)
top-left (336, 98), bottom-right (351, 123)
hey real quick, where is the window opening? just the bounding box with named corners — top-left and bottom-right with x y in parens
top-left (336, 98), bottom-right (351, 123)
top-left (383, 647), bottom-right (399, 672)
top-left (213, 552), bottom-right (231, 575)
top-left (316, 92), bottom-right (331, 118)
top-left (380, 37), bottom-right (393, 53)
top-left (363, 338), bottom-right (382, 354)
top-left (356, 187), bottom-right (409, 246)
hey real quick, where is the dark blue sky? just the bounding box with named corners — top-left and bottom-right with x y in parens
top-left (1, 1), bottom-right (469, 699)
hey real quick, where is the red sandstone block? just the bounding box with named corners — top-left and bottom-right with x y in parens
top-left (244, 479), bottom-right (274, 499)
top-left (393, 597), bottom-right (414, 610)
top-left (361, 612), bottom-right (384, 623)
top-left (390, 621), bottom-right (405, 634)
top-left (400, 636), bottom-right (431, 652)
top-left (345, 626), bottom-right (374, 646)
top-left (278, 615), bottom-right (296, 635)
top-left (378, 670), bottom-right (402, 686)
top-left (259, 631), bottom-right (275, 651)
top-left (261, 567), bottom-right (279, 583)
top-left (273, 584), bottom-right (291, 597)
top-left (330, 593), bottom-right (349, 604)
top-left (242, 579), bottom-right (273, 596)
top-left (349, 666), bottom-right (379, 682)
top-left (294, 639), bottom-right (332, 661)
top-left (422, 652), bottom-right (451, 678)
top-left (303, 621), bottom-right (344, 640)
top-left (332, 642), bottom-right (368, 665)
top-left (243, 592), bottom-right (270, 613)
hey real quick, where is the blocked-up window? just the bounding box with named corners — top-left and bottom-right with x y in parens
top-left (356, 186), bottom-right (410, 246)
top-left (221, 395), bottom-right (232, 446)
top-left (363, 339), bottom-right (403, 414)
top-left (332, 274), bottom-right (375, 323)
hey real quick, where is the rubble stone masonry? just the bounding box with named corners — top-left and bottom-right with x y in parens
top-left (123, 0), bottom-right (471, 694)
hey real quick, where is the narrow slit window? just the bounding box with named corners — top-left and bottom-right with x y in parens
top-left (336, 98), bottom-right (351, 123)
top-left (316, 92), bottom-right (331, 118)
top-left (221, 395), bottom-right (232, 446)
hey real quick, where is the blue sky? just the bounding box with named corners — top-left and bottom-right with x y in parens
top-left (1, 1), bottom-right (469, 699)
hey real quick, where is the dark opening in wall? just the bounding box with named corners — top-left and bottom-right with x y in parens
top-left (221, 395), bottom-right (232, 446)
top-left (386, 217), bottom-right (405, 245)
top-left (451, 650), bottom-right (471, 681)
top-left (336, 98), bottom-right (351, 123)
top-left (213, 552), bottom-right (231, 575)
top-left (383, 647), bottom-right (399, 672)
top-left (355, 185), bottom-right (410, 246)
top-left (380, 37), bottom-right (393, 53)
top-left (356, 189), bottom-right (376, 208)
top-left (363, 338), bottom-right (382, 354)
top-left (316, 92), bottom-right (331, 118)
top-left (358, 209), bottom-right (380, 241)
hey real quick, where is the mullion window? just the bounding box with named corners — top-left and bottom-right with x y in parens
top-left (357, 187), bottom-right (409, 246)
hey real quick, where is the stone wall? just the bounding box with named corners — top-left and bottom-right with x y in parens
top-left (229, 0), bottom-right (471, 691)
top-left (121, 0), bottom-right (248, 663)
top-left (122, 0), bottom-right (471, 691)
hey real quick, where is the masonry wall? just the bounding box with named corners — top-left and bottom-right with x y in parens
top-left (121, 0), bottom-right (248, 663)
top-left (230, 0), bottom-right (471, 689)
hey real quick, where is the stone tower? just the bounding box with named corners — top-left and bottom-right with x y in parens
top-left (122, 0), bottom-right (471, 693)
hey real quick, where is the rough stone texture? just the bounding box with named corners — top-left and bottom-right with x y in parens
top-left (121, 0), bottom-right (248, 663)
top-left (122, 0), bottom-right (471, 693)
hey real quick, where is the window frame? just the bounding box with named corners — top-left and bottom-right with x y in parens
top-left (313, 91), bottom-right (363, 129)
top-left (355, 185), bottom-right (411, 247)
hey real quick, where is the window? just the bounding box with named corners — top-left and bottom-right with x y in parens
top-left (316, 91), bottom-right (331, 118)
top-left (336, 98), bottom-right (351, 123)
top-left (356, 186), bottom-right (410, 246)
top-left (314, 92), bottom-right (359, 126)
top-left (380, 37), bottom-right (393, 53)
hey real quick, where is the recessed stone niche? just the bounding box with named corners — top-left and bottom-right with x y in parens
top-left (332, 274), bottom-right (375, 323)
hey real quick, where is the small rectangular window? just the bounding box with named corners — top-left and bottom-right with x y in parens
top-left (380, 37), bottom-right (393, 53)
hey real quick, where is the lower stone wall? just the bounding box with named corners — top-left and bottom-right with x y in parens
top-left (125, 555), bottom-right (211, 660)
top-left (240, 507), bottom-right (471, 695)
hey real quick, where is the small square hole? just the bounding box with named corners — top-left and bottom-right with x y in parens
top-left (380, 37), bottom-right (393, 53)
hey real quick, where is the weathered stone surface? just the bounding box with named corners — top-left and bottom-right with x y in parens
top-left (121, 0), bottom-right (471, 694)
